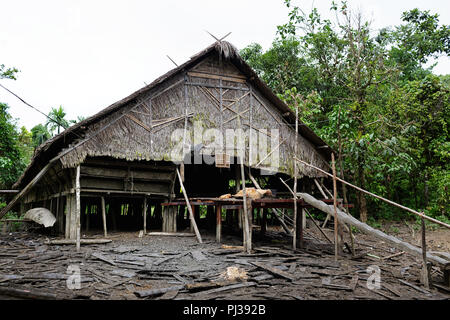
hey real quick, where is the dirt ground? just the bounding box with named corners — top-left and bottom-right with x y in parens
top-left (0, 220), bottom-right (449, 300)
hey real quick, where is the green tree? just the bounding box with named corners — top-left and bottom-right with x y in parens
top-left (0, 64), bottom-right (19, 80)
top-left (387, 8), bottom-right (450, 80)
top-left (241, 1), bottom-right (449, 224)
top-left (0, 103), bottom-right (27, 188)
top-left (46, 105), bottom-right (70, 135)
top-left (385, 75), bottom-right (449, 219)
top-left (241, 38), bottom-right (317, 96)
top-left (18, 126), bottom-right (33, 165)
top-left (30, 124), bottom-right (51, 149)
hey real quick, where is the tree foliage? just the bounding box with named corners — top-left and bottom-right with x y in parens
top-left (241, 1), bottom-right (450, 222)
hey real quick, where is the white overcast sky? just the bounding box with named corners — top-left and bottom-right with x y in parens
top-left (1, 0), bottom-right (449, 130)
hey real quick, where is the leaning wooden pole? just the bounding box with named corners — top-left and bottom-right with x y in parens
top-left (294, 157), bottom-right (450, 229)
top-left (331, 153), bottom-right (339, 260)
top-left (75, 165), bottom-right (81, 252)
top-left (176, 168), bottom-right (202, 243)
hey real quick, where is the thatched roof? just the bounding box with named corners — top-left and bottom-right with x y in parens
top-left (14, 41), bottom-right (332, 189)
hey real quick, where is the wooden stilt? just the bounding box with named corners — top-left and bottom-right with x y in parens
top-left (293, 104), bottom-right (298, 250)
top-left (261, 208), bottom-right (266, 235)
top-left (143, 197), bottom-right (147, 234)
top-left (75, 165), bottom-right (81, 252)
top-left (298, 208), bottom-right (304, 248)
top-left (190, 205), bottom-right (195, 233)
top-left (216, 205), bottom-right (222, 243)
top-left (85, 204), bottom-right (89, 232)
top-left (70, 195), bottom-right (77, 239)
top-left (65, 195), bottom-right (71, 239)
top-left (101, 196), bottom-right (107, 238)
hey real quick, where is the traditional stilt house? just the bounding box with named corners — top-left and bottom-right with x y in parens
top-left (3, 41), bottom-right (332, 244)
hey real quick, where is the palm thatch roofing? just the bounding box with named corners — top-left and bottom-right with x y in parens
top-left (14, 41), bottom-right (332, 189)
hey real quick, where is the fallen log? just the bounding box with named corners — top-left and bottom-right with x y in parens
top-left (146, 232), bottom-right (195, 237)
top-left (298, 192), bottom-right (450, 269)
top-left (135, 285), bottom-right (186, 298)
top-left (0, 286), bottom-right (58, 300)
top-left (46, 239), bottom-right (112, 245)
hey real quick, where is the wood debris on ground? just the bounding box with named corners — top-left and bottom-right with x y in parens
top-left (0, 229), bottom-right (448, 300)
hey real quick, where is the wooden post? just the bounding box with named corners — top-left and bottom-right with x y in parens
top-left (216, 205), bottom-right (222, 243)
top-left (101, 196), bottom-right (107, 238)
top-left (261, 208), bottom-right (266, 235)
top-left (293, 104), bottom-right (298, 250)
top-left (331, 153), bottom-right (339, 261)
top-left (299, 208), bottom-right (305, 248)
top-left (176, 168), bottom-right (202, 243)
top-left (190, 205), bottom-right (195, 233)
top-left (247, 198), bottom-right (253, 251)
top-left (85, 203), bottom-right (89, 232)
top-left (143, 197), bottom-right (147, 234)
top-left (75, 165), bottom-right (81, 252)
top-left (421, 216), bottom-right (430, 288)
top-left (65, 195), bottom-right (70, 239)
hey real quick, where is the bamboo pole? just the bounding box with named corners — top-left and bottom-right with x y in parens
top-left (331, 153), bottom-right (339, 260)
top-left (176, 168), bottom-right (202, 243)
top-left (75, 165), bottom-right (81, 252)
top-left (294, 157), bottom-right (450, 229)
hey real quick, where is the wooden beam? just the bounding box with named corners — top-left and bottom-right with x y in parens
top-left (187, 71), bottom-right (247, 83)
top-left (0, 190), bottom-right (19, 194)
